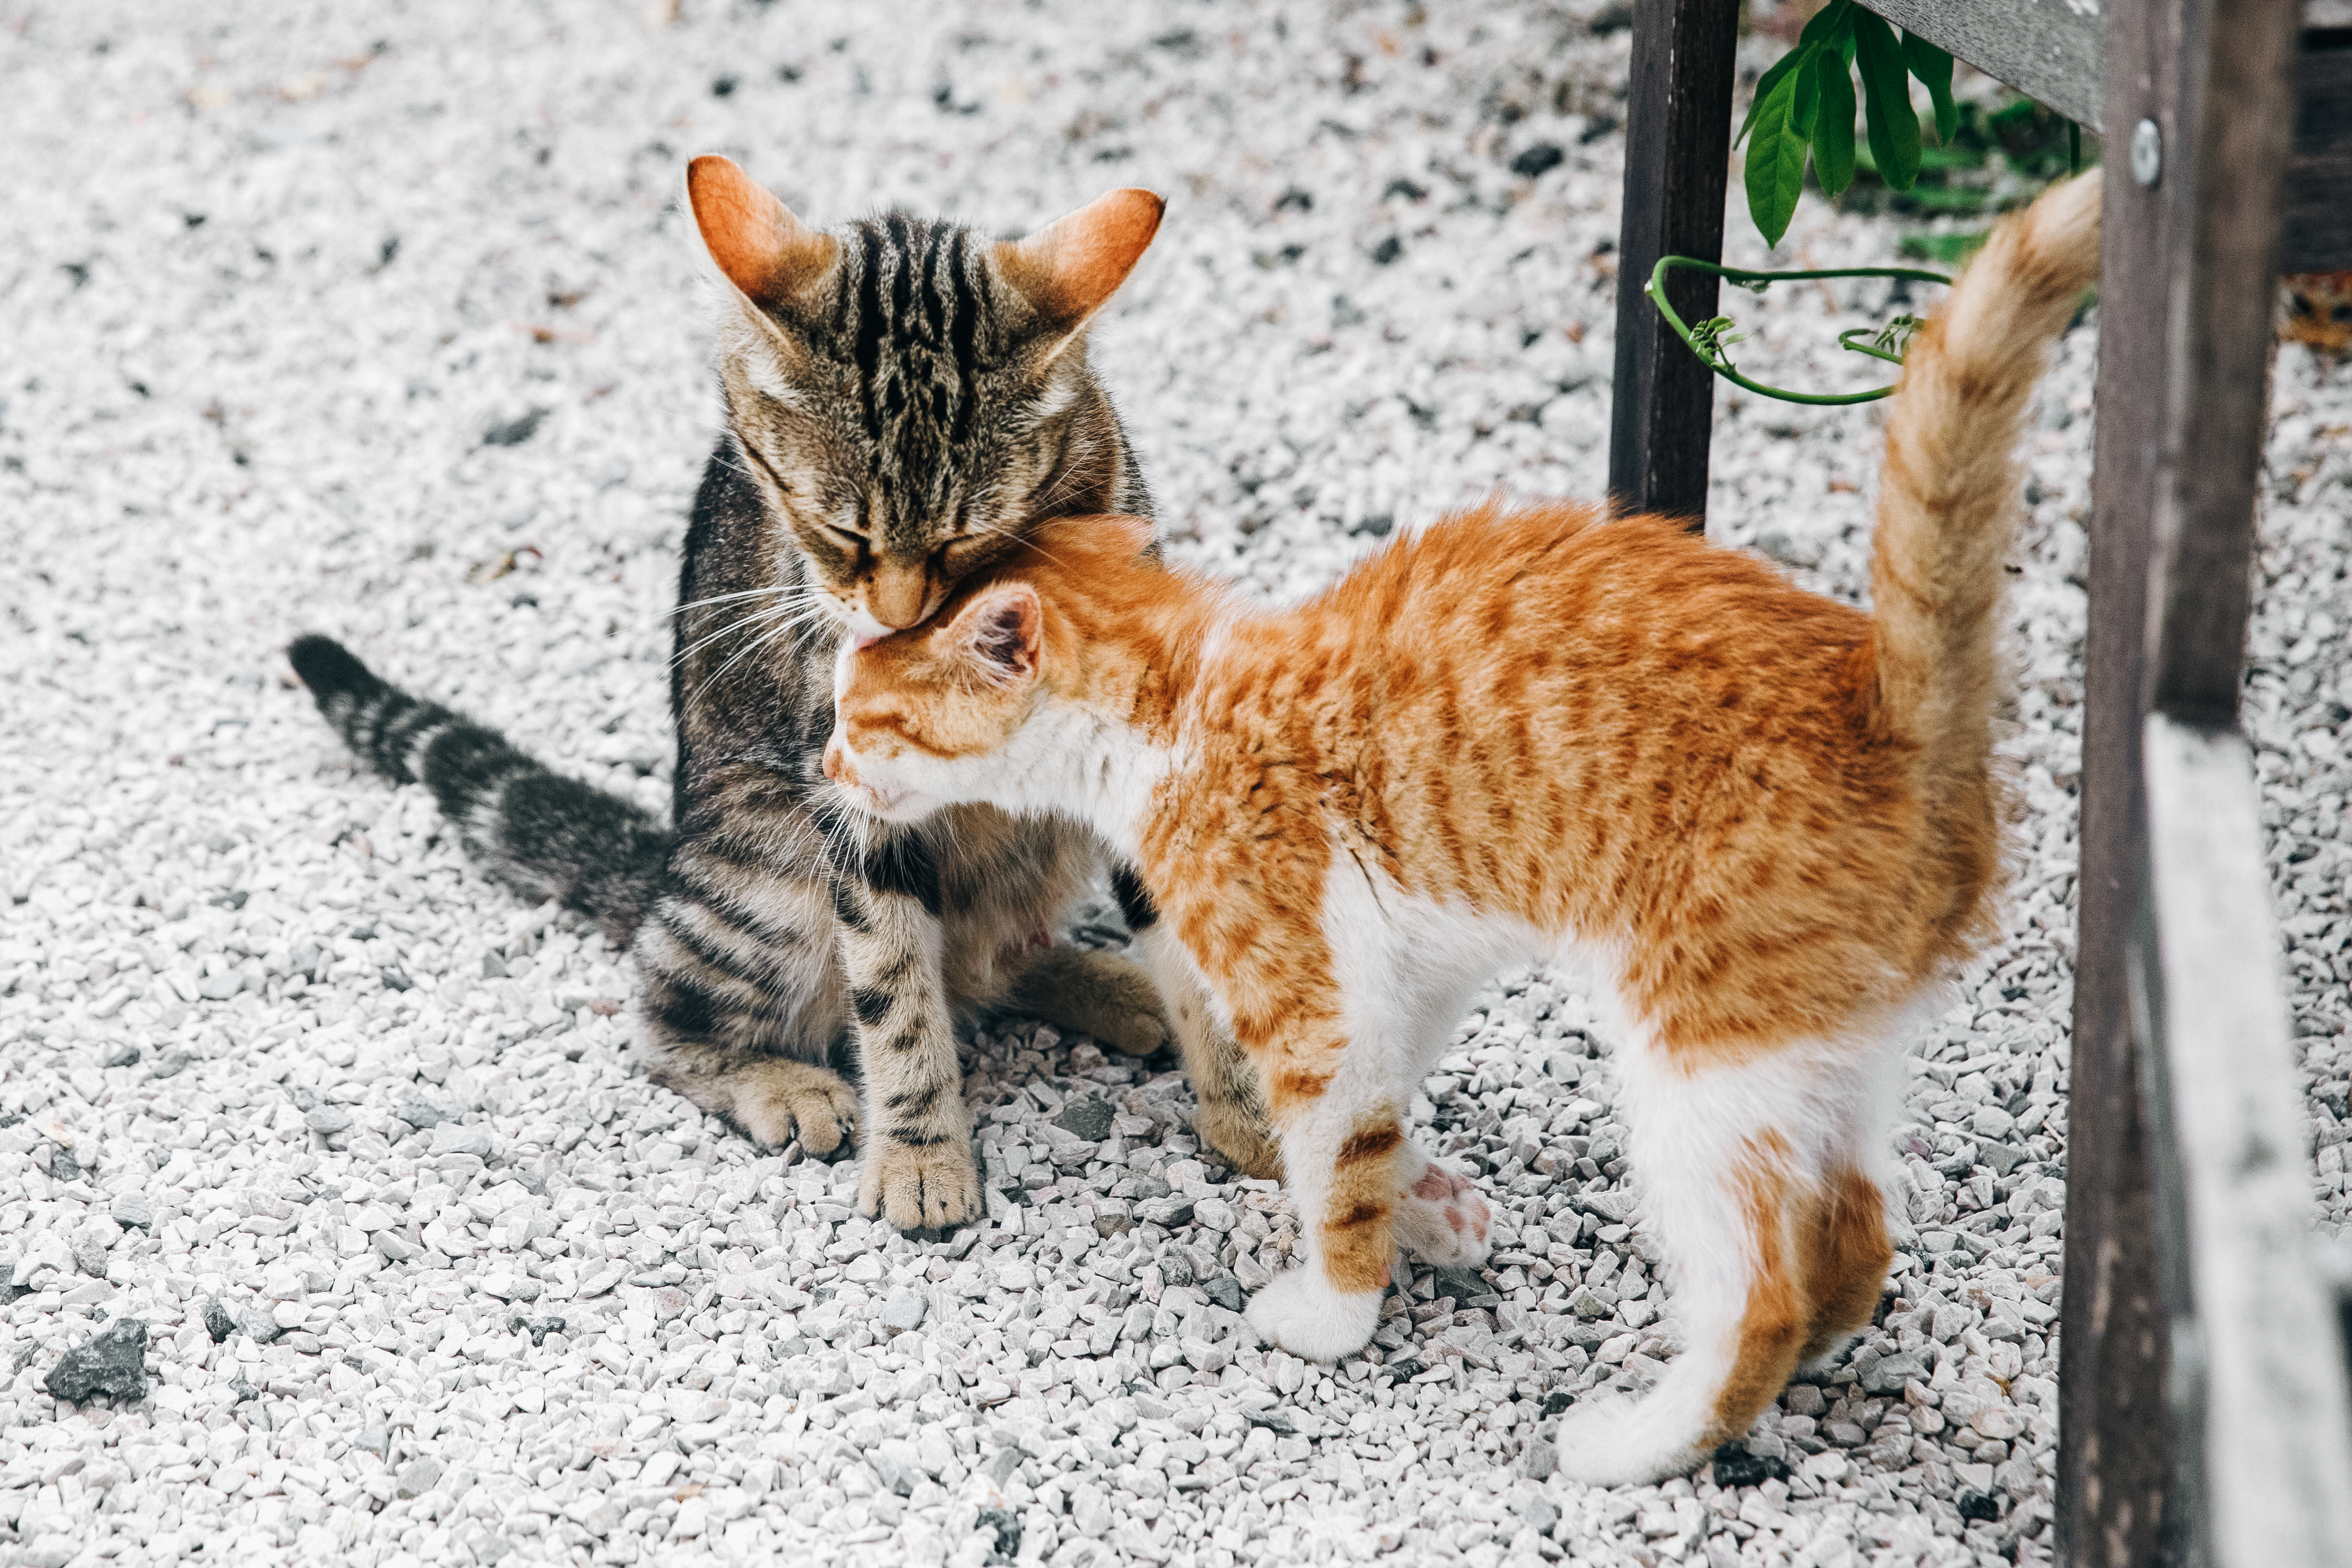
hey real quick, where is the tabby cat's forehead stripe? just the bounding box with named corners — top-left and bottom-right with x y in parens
top-left (827, 212), bottom-right (1005, 519)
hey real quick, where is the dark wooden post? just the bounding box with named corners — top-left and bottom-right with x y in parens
top-left (2058, 2), bottom-right (2306, 1562)
top-left (1607, 0), bottom-right (1741, 529)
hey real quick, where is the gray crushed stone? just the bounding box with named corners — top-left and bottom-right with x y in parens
top-left (3, 1), bottom-right (2347, 1566)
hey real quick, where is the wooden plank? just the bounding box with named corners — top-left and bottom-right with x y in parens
top-left (2064, 2), bottom-right (2308, 1560)
top-left (1606, 0), bottom-right (1740, 529)
top-left (1860, 0), bottom-right (2105, 127)
top-left (1855, 7), bottom-right (2351, 268)
top-left (2056, 4), bottom-right (2184, 1559)
top-left (2145, 0), bottom-right (2302, 722)
top-left (2283, 30), bottom-right (2352, 271)
top-left (2133, 717), bottom-right (2352, 1568)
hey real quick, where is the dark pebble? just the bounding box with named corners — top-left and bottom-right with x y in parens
top-left (1710, 1442), bottom-right (1792, 1489)
top-left (481, 407), bottom-right (549, 447)
top-left (379, 967), bottom-right (412, 992)
top-left (1957, 1489), bottom-right (2003, 1522)
top-left (1509, 142), bottom-right (1565, 179)
top-left (1431, 1265), bottom-right (1496, 1307)
top-left (203, 1300), bottom-right (237, 1343)
top-left (1053, 1097), bottom-right (1114, 1142)
top-left (44, 1318), bottom-right (149, 1404)
top-left (976, 1505), bottom-right (1021, 1560)
top-left (100, 1044), bottom-right (141, 1069)
top-left (1204, 1277), bottom-right (1244, 1313)
top-left (508, 1315), bottom-right (568, 1347)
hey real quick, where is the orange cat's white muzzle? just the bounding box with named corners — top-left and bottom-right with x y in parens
top-left (824, 735), bottom-right (913, 817)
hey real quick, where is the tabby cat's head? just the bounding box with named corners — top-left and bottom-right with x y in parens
top-left (687, 156), bottom-right (1163, 638)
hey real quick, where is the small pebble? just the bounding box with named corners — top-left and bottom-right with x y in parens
top-left (43, 1319), bottom-right (149, 1404)
top-left (881, 1289), bottom-right (928, 1334)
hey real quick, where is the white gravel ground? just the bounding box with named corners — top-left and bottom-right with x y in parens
top-left (4, 3), bottom-right (2349, 1567)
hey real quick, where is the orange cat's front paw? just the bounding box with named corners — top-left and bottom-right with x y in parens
top-left (1394, 1157), bottom-right (1491, 1265)
top-left (1246, 1268), bottom-right (1382, 1363)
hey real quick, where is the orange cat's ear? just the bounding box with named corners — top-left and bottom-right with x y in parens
top-left (687, 156), bottom-right (839, 309)
top-left (993, 190), bottom-right (1164, 349)
top-left (940, 582), bottom-right (1043, 686)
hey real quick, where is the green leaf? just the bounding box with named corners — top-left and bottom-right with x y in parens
top-left (1798, 0), bottom-right (1854, 51)
top-left (1811, 53), bottom-right (1857, 197)
top-left (1743, 67), bottom-right (1810, 249)
top-left (1853, 12), bottom-right (1922, 191)
top-left (1790, 49), bottom-right (1822, 142)
top-left (1902, 32), bottom-right (1959, 144)
top-left (1733, 0), bottom-right (1852, 146)
top-left (1734, 43), bottom-right (1808, 148)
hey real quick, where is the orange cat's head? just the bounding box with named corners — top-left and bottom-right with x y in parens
top-left (822, 516), bottom-right (1169, 824)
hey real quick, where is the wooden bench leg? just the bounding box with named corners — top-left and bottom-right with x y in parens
top-left (1606, 0), bottom-right (1740, 531)
top-left (2060, 2), bottom-right (2308, 1563)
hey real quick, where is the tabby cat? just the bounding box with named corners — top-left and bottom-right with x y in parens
top-left (291, 157), bottom-right (1277, 1231)
top-left (821, 172), bottom-right (2102, 1480)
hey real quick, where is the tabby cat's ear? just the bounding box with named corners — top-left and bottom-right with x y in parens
top-left (993, 190), bottom-right (1164, 354)
top-left (941, 582), bottom-right (1043, 686)
top-left (687, 156), bottom-right (840, 310)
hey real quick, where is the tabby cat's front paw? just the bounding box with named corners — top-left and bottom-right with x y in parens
top-left (657, 1058), bottom-right (859, 1157)
top-left (1004, 945), bottom-right (1171, 1058)
top-left (857, 1139), bottom-right (983, 1233)
top-left (1193, 1101), bottom-right (1283, 1182)
top-left (1245, 1268), bottom-right (1383, 1363)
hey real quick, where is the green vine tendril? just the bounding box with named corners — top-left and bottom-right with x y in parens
top-left (1646, 255), bottom-right (1950, 405)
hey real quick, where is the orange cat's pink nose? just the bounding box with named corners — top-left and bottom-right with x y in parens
top-left (821, 738), bottom-right (851, 784)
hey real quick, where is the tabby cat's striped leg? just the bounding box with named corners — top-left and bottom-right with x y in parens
top-left (834, 880), bottom-right (983, 1232)
top-left (1110, 868), bottom-right (1283, 1181)
top-left (635, 846), bottom-right (859, 1154)
top-left (1128, 930), bottom-right (1283, 1180)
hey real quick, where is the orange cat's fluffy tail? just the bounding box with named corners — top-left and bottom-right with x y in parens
top-left (1870, 169), bottom-right (2103, 786)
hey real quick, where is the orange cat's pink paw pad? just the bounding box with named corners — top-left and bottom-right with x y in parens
top-left (1394, 1159), bottom-right (1492, 1265)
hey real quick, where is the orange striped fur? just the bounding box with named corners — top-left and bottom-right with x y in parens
top-left (825, 172), bottom-right (2103, 1481)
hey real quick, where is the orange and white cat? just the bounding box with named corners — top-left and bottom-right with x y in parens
top-left (822, 172), bottom-right (2102, 1483)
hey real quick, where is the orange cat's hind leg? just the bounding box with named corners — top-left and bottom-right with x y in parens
top-left (1548, 1041), bottom-right (1893, 1487)
top-left (1798, 1163), bottom-right (1895, 1364)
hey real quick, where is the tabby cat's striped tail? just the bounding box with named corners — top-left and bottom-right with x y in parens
top-left (288, 634), bottom-right (671, 943)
